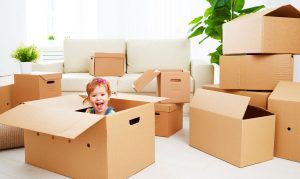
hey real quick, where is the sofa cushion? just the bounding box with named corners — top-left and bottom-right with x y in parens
top-left (118, 73), bottom-right (194, 93)
top-left (126, 39), bottom-right (191, 73)
top-left (62, 73), bottom-right (119, 92)
top-left (64, 39), bottom-right (126, 73)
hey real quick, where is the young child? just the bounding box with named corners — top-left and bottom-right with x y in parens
top-left (83, 77), bottom-right (115, 115)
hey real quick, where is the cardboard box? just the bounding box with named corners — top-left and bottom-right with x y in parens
top-left (90, 52), bottom-right (125, 76)
top-left (133, 69), bottom-right (190, 103)
top-left (223, 5), bottom-right (300, 55)
top-left (220, 54), bottom-right (294, 90)
top-left (0, 84), bottom-right (24, 150)
top-left (268, 81), bottom-right (300, 163)
top-left (202, 84), bottom-right (271, 109)
top-left (0, 84), bottom-right (13, 114)
top-left (0, 93), bottom-right (165, 178)
top-left (154, 103), bottom-right (183, 137)
top-left (14, 72), bottom-right (62, 106)
top-left (190, 89), bottom-right (275, 167)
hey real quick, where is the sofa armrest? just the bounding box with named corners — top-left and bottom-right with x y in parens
top-left (33, 60), bottom-right (64, 73)
top-left (191, 59), bottom-right (214, 92)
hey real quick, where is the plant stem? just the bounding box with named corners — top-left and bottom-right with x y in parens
top-left (198, 36), bottom-right (209, 44)
top-left (231, 0), bottom-right (234, 20)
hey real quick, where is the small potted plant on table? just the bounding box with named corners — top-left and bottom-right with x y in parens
top-left (11, 44), bottom-right (40, 74)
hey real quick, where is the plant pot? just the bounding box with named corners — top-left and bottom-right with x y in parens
top-left (20, 62), bottom-right (32, 74)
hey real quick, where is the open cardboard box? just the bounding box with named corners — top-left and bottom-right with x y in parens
top-left (154, 103), bottom-right (183, 137)
top-left (202, 84), bottom-right (271, 109)
top-left (223, 4), bottom-right (300, 55)
top-left (220, 54), bottom-right (295, 90)
top-left (190, 89), bottom-right (275, 167)
top-left (0, 93), bottom-right (165, 178)
top-left (14, 72), bottom-right (62, 106)
top-left (90, 52), bottom-right (125, 76)
top-left (133, 69), bottom-right (190, 103)
top-left (268, 81), bottom-right (300, 163)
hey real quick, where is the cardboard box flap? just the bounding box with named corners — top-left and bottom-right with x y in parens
top-left (26, 94), bottom-right (90, 111)
top-left (0, 104), bottom-right (103, 139)
top-left (191, 89), bottom-right (250, 119)
top-left (230, 5), bottom-right (300, 23)
top-left (78, 92), bottom-right (167, 103)
top-left (133, 70), bottom-right (160, 92)
top-left (155, 103), bottom-right (178, 112)
top-left (264, 4), bottom-right (300, 18)
top-left (269, 81), bottom-right (300, 102)
top-left (111, 93), bottom-right (167, 103)
top-left (92, 52), bottom-right (125, 58)
top-left (39, 73), bottom-right (62, 81)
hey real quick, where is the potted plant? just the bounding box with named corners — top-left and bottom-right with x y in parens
top-left (11, 44), bottom-right (40, 74)
top-left (188, 0), bottom-right (265, 65)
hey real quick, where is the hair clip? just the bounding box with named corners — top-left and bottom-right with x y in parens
top-left (95, 78), bottom-right (107, 84)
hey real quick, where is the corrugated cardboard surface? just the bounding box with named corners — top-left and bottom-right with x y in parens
top-left (220, 54), bottom-right (293, 90)
top-left (13, 72), bottom-right (61, 106)
top-left (190, 89), bottom-right (275, 167)
top-left (268, 81), bottom-right (300, 163)
top-left (159, 70), bottom-right (190, 103)
top-left (90, 53), bottom-right (125, 76)
top-left (0, 93), bottom-right (164, 178)
top-left (155, 103), bottom-right (183, 137)
top-left (133, 69), bottom-right (190, 103)
top-left (155, 103), bottom-right (178, 112)
top-left (202, 84), bottom-right (271, 109)
top-left (133, 70), bottom-right (160, 92)
top-left (0, 84), bottom-right (24, 150)
top-left (0, 84), bottom-right (13, 114)
top-left (223, 5), bottom-right (300, 54)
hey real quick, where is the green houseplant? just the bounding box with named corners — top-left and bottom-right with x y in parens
top-left (188, 0), bottom-right (265, 65)
top-left (48, 34), bottom-right (55, 40)
top-left (11, 44), bottom-right (40, 74)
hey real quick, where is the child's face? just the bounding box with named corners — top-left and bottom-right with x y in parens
top-left (88, 85), bottom-right (110, 115)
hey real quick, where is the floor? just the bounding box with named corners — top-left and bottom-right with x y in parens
top-left (1, 116), bottom-right (300, 179)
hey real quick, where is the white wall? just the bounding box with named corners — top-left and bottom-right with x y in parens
top-left (0, 0), bottom-right (26, 76)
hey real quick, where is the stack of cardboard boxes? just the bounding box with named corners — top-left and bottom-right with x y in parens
top-left (133, 69), bottom-right (190, 137)
top-left (190, 4), bottom-right (300, 167)
top-left (0, 72), bottom-right (62, 150)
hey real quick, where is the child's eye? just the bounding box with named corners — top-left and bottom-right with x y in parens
top-left (101, 93), bottom-right (105, 96)
top-left (92, 95), bottom-right (96, 97)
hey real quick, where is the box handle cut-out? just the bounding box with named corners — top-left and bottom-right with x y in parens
top-left (129, 117), bottom-right (140, 125)
top-left (47, 81), bottom-right (55, 84)
top-left (170, 79), bottom-right (181, 82)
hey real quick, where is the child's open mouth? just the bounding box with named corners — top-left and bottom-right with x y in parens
top-left (95, 101), bottom-right (105, 111)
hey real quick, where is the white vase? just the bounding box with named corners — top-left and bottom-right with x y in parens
top-left (20, 62), bottom-right (32, 74)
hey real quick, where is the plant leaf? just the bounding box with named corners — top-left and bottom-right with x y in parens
top-left (214, 0), bottom-right (230, 9)
top-left (204, 7), bottom-right (213, 17)
top-left (238, 5), bottom-right (265, 15)
top-left (209, 50), bottom-right (220, 65)
top-left (188, 26), bottom-right (205, 39)
top-left (188, 16), bottom-right (203, 25)
top-left (233, 0), bottom-right (245, 12)
top-left (188, 21), bottom-right (202, 33)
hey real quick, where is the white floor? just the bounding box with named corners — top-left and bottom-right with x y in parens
top-left (1, 116), bottom-right (300, 179)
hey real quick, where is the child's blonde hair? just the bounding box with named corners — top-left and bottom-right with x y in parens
top-left (83, 77), bottom-right (112, 104)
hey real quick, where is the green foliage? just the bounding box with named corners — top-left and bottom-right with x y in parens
top-left (11, 44), bottom-right (40, 63)
top-left (48, 34), bottom-right (55, 40)
top-left (188, 0), bottom-right (265, 65)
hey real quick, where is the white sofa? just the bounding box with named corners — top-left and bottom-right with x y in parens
top-left (34, 39), bottom-right (214, 95)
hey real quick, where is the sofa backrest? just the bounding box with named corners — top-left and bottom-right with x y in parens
top-left (126, 39), bottom-right (190, 73)
top-left (64, 39), bottom-right (126, 73)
